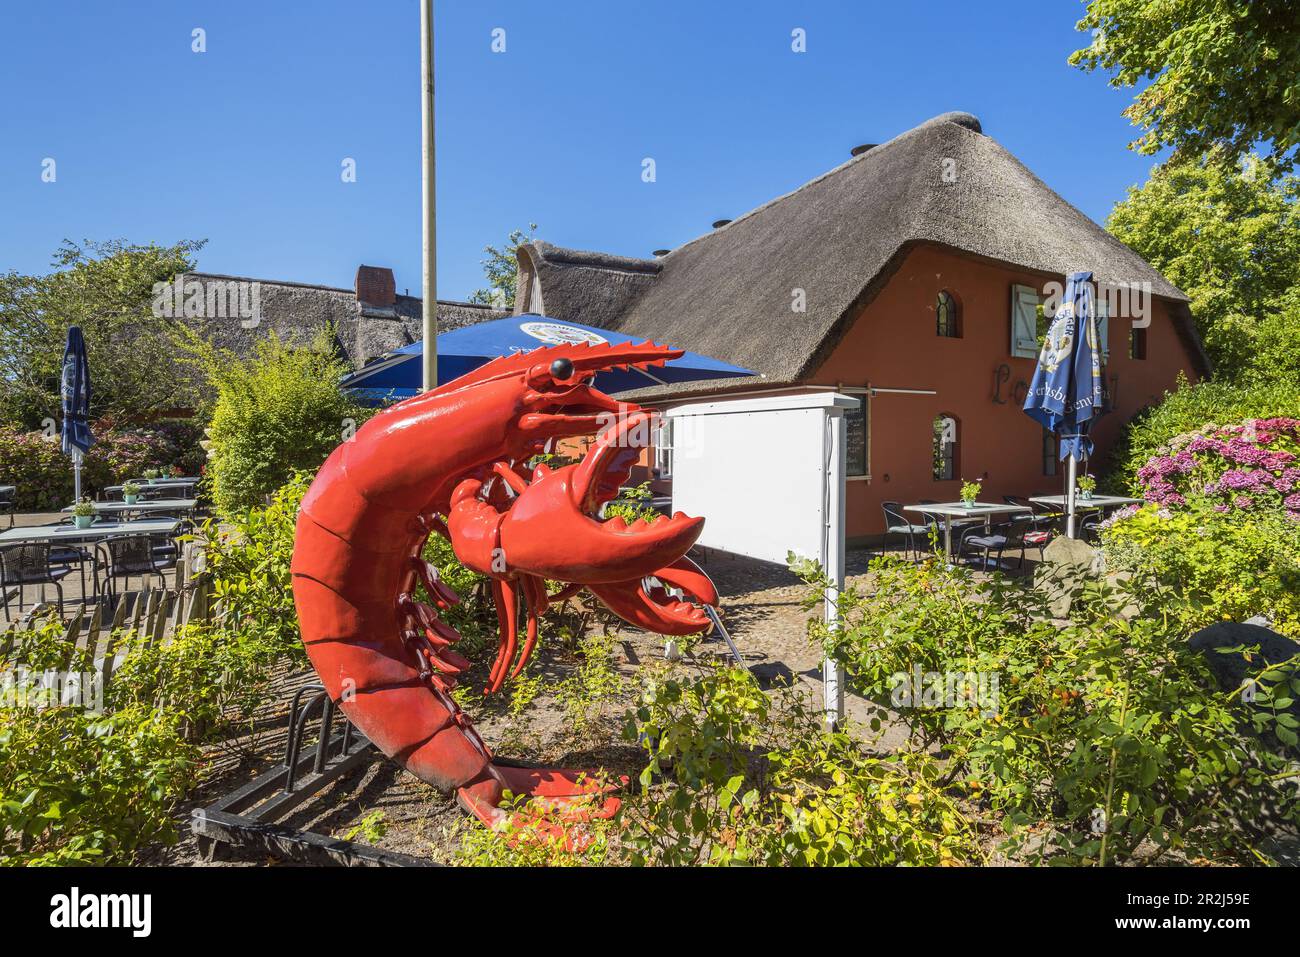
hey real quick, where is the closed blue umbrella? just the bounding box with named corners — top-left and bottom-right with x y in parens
top-left (61, 326), bottom-right (93, 501)
top-left (339, 314), bottom-right (753, 403)
top-left (1022, 271), bottom-right (1105, 537)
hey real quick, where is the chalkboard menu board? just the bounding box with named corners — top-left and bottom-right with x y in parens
top-left (845, 394), bottom-right (867, 477)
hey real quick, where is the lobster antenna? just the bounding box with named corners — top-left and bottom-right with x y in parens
top-left (420, 340), bottom-right (683, 399)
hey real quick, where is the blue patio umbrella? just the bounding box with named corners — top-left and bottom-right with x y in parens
top-left (339, 314), bottom-right (754, 404)
top-left (1022, 271), bottom-right (1105, 538)
top-left (61, 326), bottom-right (94, 501)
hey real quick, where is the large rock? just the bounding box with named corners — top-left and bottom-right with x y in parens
top-left (1188, 622), bottom-right (1300, 694)
top-left (1034, 535), bottom-right (1105, 617)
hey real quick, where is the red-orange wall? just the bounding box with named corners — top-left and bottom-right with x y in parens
top-left (645, 244), bottom-right (1200, 540)
top-left (812, 245), bottom-right (1198, 538)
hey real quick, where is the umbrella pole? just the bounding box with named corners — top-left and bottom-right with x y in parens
top-left (1066, 453), bottom-right (1077, 539)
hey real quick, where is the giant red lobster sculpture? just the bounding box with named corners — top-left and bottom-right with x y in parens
top-left (291, 342), bottom-right (718, 827)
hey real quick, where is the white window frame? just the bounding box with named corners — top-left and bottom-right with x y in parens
top-left (652, 416), bottom-right (673, 479)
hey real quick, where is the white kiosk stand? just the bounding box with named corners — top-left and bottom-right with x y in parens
top-left (665, 392), bottom-right (856, 728)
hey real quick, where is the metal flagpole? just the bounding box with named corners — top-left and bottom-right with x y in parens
top-left (822, 410), bottom-right (847, 730)
top-left (420, 0), bottom-right (437, 391)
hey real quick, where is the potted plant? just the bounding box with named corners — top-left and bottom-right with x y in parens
top-left (960, 479), bottom-right (982, 506)
top-left (143, 469), bottom-right (161, 484)
top-left (72, 498), bottom-right (96, 529)
top-left (121, 481), bottom-right (141, 505)
top-left (1077, 474), bottom-right (1097, 500)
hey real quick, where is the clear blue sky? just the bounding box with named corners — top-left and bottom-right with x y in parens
top-left (0, 0), bottom-right (1162, 301)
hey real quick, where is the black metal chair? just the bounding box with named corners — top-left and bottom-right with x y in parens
top-left (97, 534), bottom-right (172, 603)
top-left (881, 501), bottom-right (929, 560)
top-left (52, 513), bottom-right (114, 597)
top-left (0, 542), bottom-right (71, 620)
top-left (958, 514), bottom-right (1040, 570)
top-left (915, 499), bottom-right (949, 554)
top-left (1078, 513), bottom-right (1103, 544)
top-left (127, 512), bottom-right (190, 568)
top-left (1004, 495), bottom-right (1052, 561)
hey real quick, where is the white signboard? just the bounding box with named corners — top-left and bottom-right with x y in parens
top-left (665, 391), bottom-right (857, 725)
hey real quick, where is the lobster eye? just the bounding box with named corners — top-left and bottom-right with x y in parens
top-left (550, 358), bottom-right (574, 381)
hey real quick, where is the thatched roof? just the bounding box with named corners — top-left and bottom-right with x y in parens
top-left (518, 111), bottom-right (1207, 396)
top-left (177, 272), bottom-right (505, 370)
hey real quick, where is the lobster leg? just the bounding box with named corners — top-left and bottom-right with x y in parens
top-left (486, 578), bottom-right (520, 694)
top-left (511, 574), bottom-right (545, 679)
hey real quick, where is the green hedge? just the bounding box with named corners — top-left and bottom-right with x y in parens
top-left (0, 424), bottom-right (194, 511)
top-left (202, 331), bottom-right (372, 518)
top-left (1, 475), bottom-right (314, 864)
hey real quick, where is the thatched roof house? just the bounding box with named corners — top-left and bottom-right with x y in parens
top-left (511, 111), bottom-right (1209, 539)
top-left (515, 111), bottom-right (1208, 398)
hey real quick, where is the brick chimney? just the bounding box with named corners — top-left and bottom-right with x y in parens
top-left (355, 265), bottom-right (396, 308)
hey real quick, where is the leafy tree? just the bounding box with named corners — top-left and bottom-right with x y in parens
top-left (0, 239), bottom-right (206, 428)
top-left (468, 224), bottom-right (537, 309)
top-left (1106, 154), bottom-right (1300, 377)
top-left (1071, 0), bottom-right (1300, 175)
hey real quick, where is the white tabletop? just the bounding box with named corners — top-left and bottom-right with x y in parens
top-left (0, 518), bottom-right (181, 544)
top-left (62, 498), bottom-right (196, 513)
top-left (1028, 494), bottom-right (1142, 508)
top-left (903, 501), bottom-right (1031, 519)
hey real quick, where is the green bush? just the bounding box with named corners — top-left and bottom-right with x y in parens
top-left (198, 471), bottom-right (312, 662)
top-left (456, 665), bottom-right (981, 867)
top-left (0, 702), bottom-right (196, 866)
top-left (199, 330), bottom-right (371, 517)
top-left (1107, 374), bottom-right (1300, 493)
top-left (622, 667), bottom-right (981, 866)
top-left (799, 555), bottom-right (1300, 865)
top-left (0, 475), bottom-right (319, 864)
top-left (1101, 503), bottom-right (1300, 639)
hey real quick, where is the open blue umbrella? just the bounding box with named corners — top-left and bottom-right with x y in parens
top-left (61, 326), bottom-right (93, 501)
top-left (1023, 271), bottom-right (1105, 537)
top-left (339, 314), bottom-right (754, 403)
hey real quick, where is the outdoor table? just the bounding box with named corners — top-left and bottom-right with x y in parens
top-left (0, 517), bottom-right (182, 546)
top-left (61, 498), bottom-right (196, 517)
top-left (902, 501), bottom-right (1031, 564)
top-left (1028, 494), bottom-right (1142, 511)
top-left (106, 478), bottom-right (199, 492)
top-left (0, 486), bottom-right (13, 496)
top-left (0, 518), bottom-right (183, 604)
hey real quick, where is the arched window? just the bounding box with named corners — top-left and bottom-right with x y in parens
top-left (933, 414), bottom-right (958, 481)
top-left (936, 290), bottom-right (961, 338)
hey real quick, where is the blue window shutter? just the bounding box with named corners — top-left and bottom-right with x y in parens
top-left (1010, 285), bottom-right (1040, 358)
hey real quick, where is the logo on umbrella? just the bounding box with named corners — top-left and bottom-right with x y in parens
top-left (1038, 313), bottom-right (1074, 374)
top-left (519, 321), bottom-right (608, 347)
